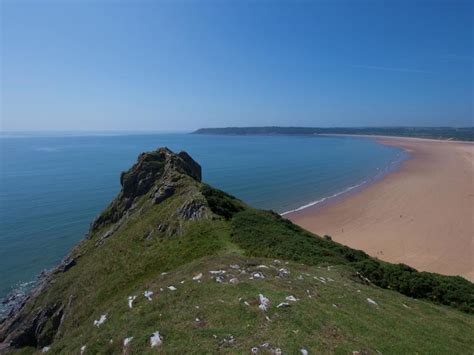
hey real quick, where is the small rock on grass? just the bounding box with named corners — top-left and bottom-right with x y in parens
top-left (93, 314), bottom-right (107, 327)
top-left (219, 335), bottom-right (235, 347)
top-left (366, 298), bottom-right (378, 306)
top-left (128, 295), bottom-right (137, 308)
top-left (251, 271), bottom-right (265, 279)
top-left (258, 294), bottom-right (270, 311)
top-left (215, 275), bottom-right (225, 283)
top-left (150, 331), bottom-right (162, 347)
top-left (144, 290), bottom-right (153, 301)
top-left (123, 337), bottom-right (133, 347)
top-left (278, 268), bottom-right (290, 277)
top-left (252, 343), bottom-right (283, 354)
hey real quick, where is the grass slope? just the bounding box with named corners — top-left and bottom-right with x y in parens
top-left (19, 255), bottom-right (474, 354)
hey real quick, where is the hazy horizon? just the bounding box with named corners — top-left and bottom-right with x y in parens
top-left (2, 124), bottom-right (474, 135)
top-left (1, 0), bottom-right (473, 131)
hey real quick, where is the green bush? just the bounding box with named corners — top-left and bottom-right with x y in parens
top-left (230, 209), bottom-right (369, 266)
top-left (355, 259), bottom-right (474, 313)
top-left (201, 184), bottom-right (244, 219)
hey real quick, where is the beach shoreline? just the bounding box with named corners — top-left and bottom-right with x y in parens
top-left (281, 141), bottom-right (409, 216)
top-left (287, 135), bottom-right (474, 281)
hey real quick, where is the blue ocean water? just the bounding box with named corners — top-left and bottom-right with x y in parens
top-left (0, 133), bottom-right (405, 302)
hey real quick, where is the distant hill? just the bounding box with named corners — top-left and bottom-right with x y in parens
top-left (1, 148), bottom-right (472, 353)
top-left (193, 127), bottom-right (474, 141)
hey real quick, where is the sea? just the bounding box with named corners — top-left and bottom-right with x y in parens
top-left (0, 132), bottom-right (406, 309)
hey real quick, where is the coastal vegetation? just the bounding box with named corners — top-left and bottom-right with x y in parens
top-left (228, 208), bottom-right (473, 313)
top-left (1, 148), bottom-right (472, 353)
top-left (193, 126), bottom-right (474, 141)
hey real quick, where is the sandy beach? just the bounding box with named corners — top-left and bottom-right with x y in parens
top-left (288, 136), bottom-right (474, 281)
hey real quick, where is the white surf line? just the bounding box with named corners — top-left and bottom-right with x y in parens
top-left (280, 180), bottom-right (367, 216)
top-left (280, 149), bottom-right (409, 216)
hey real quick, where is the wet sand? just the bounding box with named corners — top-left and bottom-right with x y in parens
top-left (287, 136), bottom-right (474, 281)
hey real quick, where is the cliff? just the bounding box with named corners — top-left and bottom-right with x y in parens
top-left (0, 148), bottom-right (472, 354)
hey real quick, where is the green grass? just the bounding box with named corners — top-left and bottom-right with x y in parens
top-left (46, 255), bottom-right (474, 354)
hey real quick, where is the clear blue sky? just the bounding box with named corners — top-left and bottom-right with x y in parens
top-left (1, 0), bottom-right (473, 131)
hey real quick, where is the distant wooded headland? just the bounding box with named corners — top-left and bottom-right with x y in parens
top-left (193, 127), bottom-right (474, 141)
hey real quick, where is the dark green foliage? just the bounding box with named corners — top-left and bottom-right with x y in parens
top-left (354, 259), bottom-right (474, 313)
top-left (201, 184), bottom-right (244, 219)
top-left (194, 126), bottom-right (474, 141)
top-left (230, 209), bottom-right (369, 265)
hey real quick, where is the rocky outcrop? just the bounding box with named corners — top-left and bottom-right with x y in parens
top-left (152, 184), bottom-right (175, 204)
top-left (177, 200), bottom-right (208, 220)
top-left (91, 147), bottom-right (202, 232)
top-left (5, 303), bottom-right (64, 348)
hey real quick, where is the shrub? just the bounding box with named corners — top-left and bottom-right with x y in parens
top-left (200, 184), bottom-right (244, 219)
top-left (355, 259), bottom-right (474, 313)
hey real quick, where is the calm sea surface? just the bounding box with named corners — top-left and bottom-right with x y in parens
top-left (0, 133), bottom-right (405, 302)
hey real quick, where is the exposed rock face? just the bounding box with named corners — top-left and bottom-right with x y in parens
top-left (120, 148), bottom-right (201, 198)
top-left (177, 200), bottom-right (208, 220)
top-left (152, 184), bottom-right (175, 204)
top-left (91, 147), bottom-right (202, 232)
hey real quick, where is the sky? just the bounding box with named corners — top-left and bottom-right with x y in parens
top-left (1, 0), bottom-right (473, 131)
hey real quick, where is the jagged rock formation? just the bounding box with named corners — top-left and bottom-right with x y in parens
top-left (91, 147), bottom-right (202, 232)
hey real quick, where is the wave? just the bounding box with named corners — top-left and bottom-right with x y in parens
top-left (280, 180), bottom-right (367, 215)
top-left (281, 149), bottom-right (409, 216)
top-left (0, 280), bottom-right (36, 319)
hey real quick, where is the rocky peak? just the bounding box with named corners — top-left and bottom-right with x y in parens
top-left (120, 147), bottom-right (201, 198)
top-left (92, 147), bottom-right (202, 231)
